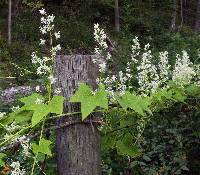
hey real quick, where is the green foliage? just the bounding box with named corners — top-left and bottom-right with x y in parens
top-left (32, 138), bottom-right (52, 156)
top-left (30, 104), bottom-right (50, 127)
top-left (117, 91), bottom-right (151, 116)
top-left (48, 96), bottom-right (65, 115)
top-left (22, 0), bottom-right (43, 10)
top-left (0, 153), bottom-right (6, 167)
top-left (0, 93), bottom-right (65, 128)
top-left (70, 83), bottom-right (108, 120)
top-left (116, 133), bottom-right (141, 157)
top-left (19, 93), bottom-right (44, 105)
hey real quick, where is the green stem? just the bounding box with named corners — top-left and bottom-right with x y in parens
top-left (48, 82), bottom-right (52, 102)
top-left (30, 117), bottom-right (46, 175)
top-left (48, 109), bottom-right (106, 120)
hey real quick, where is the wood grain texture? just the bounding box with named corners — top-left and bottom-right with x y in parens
top-left (54, 55), bottom-right (101, 175)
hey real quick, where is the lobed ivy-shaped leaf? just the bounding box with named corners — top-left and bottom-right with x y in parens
top-left (30, 96), bottom-right (65, 127)
top-left (70, 83), bottom-right (108, 120)
top-left (0, 153), bottom-right (6, 167)
top-left (32, 138), bottom-right (52, 156)
top-left (8, 93), bottom-right (65, 127)
top-left (117, 91), bottom-right (151, 116)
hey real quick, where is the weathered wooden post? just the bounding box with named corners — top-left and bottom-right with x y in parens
top-left (54, 55), bottom-right (101, 175)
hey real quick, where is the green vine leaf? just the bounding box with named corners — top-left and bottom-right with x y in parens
top-left (31, 104), bottom-right (50, 127)
top-left (48, 96), bottom-right (65, 115)
top-left (0, 153), bottom-right (6, 167)
top-left (95, 84), bottom-right (108, 110)
top-left (14, 111), bottom-right (33, 124)
top-left (32, 138), bottom-right (52, 156)
top-left (117, 91), bottom-right (151, 116)
top-left (70, 83), bottom-right (108, 120)
top-left (12, 95), bottom-right (64, 127)
top-left (19, 93), bottom-right (44, 105)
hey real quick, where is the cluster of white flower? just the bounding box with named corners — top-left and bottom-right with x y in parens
top-left (117, 71), bottom-right (128, 94)
top-left (31, 51), bottom-right (51, 75)
top-left (131, 36), bottom-right (140, 63)
top-left (39, 8), bottom-right (55, 35)
top-left (6, 122), bottom-right (20, 133)
top-left (0, 112), bottom-right (6, 120)
top-left (50, 44), bottom-right (61, 57)
top-left (103, 70), bottom-right (132, 96)
top-left (93, 23), bottom-right (111, 73)
top-left (137, 43), bottom-right (160, 93)
top-left (18, 136), bottom-right (31, 157)
top-left (104, 75), bottom-right (116, 92)
top-left (158, 51), bottom-right (170, 87)
top-left (125, 62), bottom-right (133, 79)
top-left (172, 50), bottom-right (196, 85)
top-left (21, 141), bottom-right (31, 157)
top-left (94, 23), bottom-right (108, 50)
top-left (10, 161), bottom-right (26, 175)
top-left (31, 8), bottom-right (61, 77)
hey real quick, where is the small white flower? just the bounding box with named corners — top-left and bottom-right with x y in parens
top-left (48, 14), bottom-right (55, 23)
top-left (35, 86), bottom-right (40, 92)
top-left (39, 39), bottom-right (46, 45)
top-left (54, 88), bottom-right (61, 95)
top-left (106, 53), bottom-right (111, 60)
top-left (35, 98), bottom-right (44, 104)
top-left (49, 75), bottom-right (57, 84)
top-left (11, 106), bottom-right (20, 112)
top-left (144, 43), bottom-right (150, 50)
top-left (55, 44), bottom-right (61, 51)
top-left (54, 31), bottom-right (61, 39)
top-left (39, 8), bottom-right (46, 15)
top-left (40, 27), bottom-right (47, 34)
top-left (0, 112), bottom-right (6, 120)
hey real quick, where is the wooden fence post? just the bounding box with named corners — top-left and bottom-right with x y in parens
top-left (54, 55), bottom-right (101, 175)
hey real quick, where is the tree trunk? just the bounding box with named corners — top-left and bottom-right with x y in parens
top-left (114, 0), bottom-right (120, 32)
top-left (195, 0), bottom-right (200, 32)
top-left (170, 0), bottom-right (177, 32)
top-left (8, 0), bottom-right (12, 45)
top-left (54, 55), bottom-right (101, 175)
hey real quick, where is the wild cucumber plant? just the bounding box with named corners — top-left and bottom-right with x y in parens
top-left (0, 9), bottom-right (200, 175)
